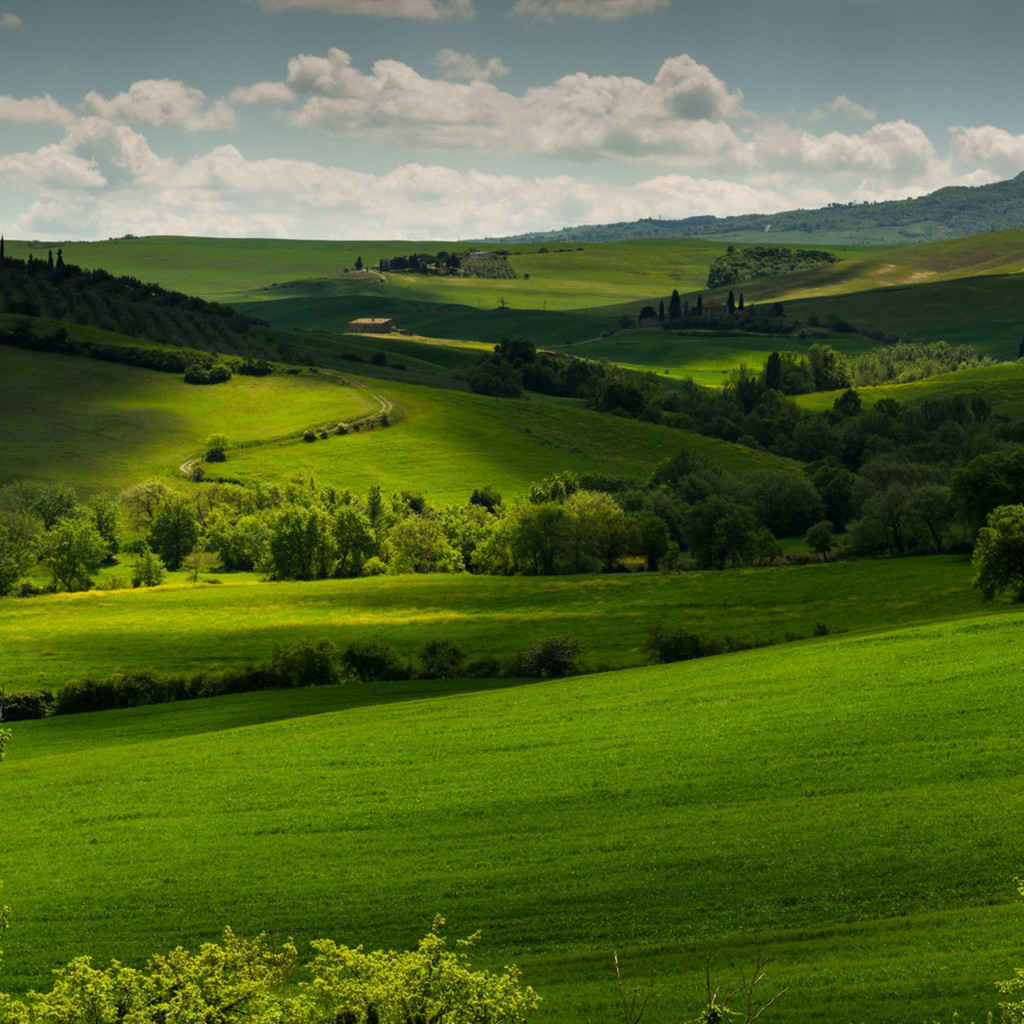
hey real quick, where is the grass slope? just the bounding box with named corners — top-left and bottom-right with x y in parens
top-left (0, 555), bottom-right (992, 692)
top-left (0, 343), bottom-right (793, 498)
top-left (0, 345), bottom-right (376, 491)
top-left (4, 608), bottom-right (1024, 1023)
top-left (794, 360), bottom-right (1024, 414)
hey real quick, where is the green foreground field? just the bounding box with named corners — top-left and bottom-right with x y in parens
top-left (0, 555), bottom-right (992, 691)
top-left (3, 607), bottom-right (1024, 1024)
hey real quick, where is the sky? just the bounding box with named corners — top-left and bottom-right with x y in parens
top-left (2, 0), bottom-right (1024, 240)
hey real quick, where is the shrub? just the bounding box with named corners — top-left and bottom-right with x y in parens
top-left (270, 640), bottom-right (343, 688)
top-left (132, 547), bottom-right (166, 588)
top-left (520, 636), bottom-right (581, 678)
top-left (645, 627), bottom-right (724, 663)
top-left (303, 430), bottom-right (317, 443)
top-left (0, 690), bottom-right (55, 721)
top-left (361, 556), bottom-right (388, 577)
top-left (341, 640), bottom-right (411, 682)
top-left (205, 433), bottom-right (229, 462)
top-left (466, 656), bottom-right (501, 678)
top-left (420, 640), bottom-right (465, 679)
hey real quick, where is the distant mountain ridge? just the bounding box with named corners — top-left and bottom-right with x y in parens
top-left (485, 172), bottom-right (1024, 246)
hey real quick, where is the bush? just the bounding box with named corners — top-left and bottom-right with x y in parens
top-left (205, 433), bottom-right (229, 462)
top-left (0, 690), bottom-right (55, 720)
top-left (520, 636), bottom-right (581, 678)
top-left (303, 430), bottom-right (317, 443)
top-left (132, 547), bottom-right (166, 588)
top-left (465, 656), bottom-right (501, 678)
top-left (420, 640), bottom-right (465, 679)
top-left (270, 640), bottom-right (343, 688)
top-left (645, 627), bottom-right (724, 663)
top-left (341, 640), bottom-right (411, 682)
top-left (361, 556), bottom-right (388, 577)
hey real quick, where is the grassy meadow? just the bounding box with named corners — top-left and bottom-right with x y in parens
top-left (0, 555), bottom-right (993, 692)
top-left (4, 609), bottom-right (1024, 1023)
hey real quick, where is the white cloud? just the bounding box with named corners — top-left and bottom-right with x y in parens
top-left (229, 81), bottom-right (296, 104)
top-left (285, 49), bottom-right (744, 162)
top-left (435, 49), bottom-right (509, 82)
top-left (950, 125), bottom-right (1024, 179)
top-left (0, 11), bottom-right (21, 28)
top-left (0, 93), bottom-right (75, 125)
top-left (829, 94), bottom-right (876, 122)
top-left (83, 79), bottom-right (236, 132)
top-left (512, 0), bottom-right (667, 19)
top-left (255, 0), bottom-right (473, 18)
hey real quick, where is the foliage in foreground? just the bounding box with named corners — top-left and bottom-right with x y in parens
top-left (0, 917), bottom-right (540, 1024)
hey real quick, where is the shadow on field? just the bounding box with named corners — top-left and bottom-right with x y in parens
top-left (9, 674), bottom-right (553, 761)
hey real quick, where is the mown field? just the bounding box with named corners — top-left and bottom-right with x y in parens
top-left (3, 608), bottom-right (1024, 1024)
top-left (0, 555), bottom-right (993, 692)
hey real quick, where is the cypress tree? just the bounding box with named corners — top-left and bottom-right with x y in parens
top-left (48, 249), bottom-right (54, 269)
top-left (1, 235), bottom-right (4, 261)
top-left (765, 351), bottom-right (783, 391)
top-left (739, 292), bottom-right (745, 312)
top-left (727, 290), bottom-right (736, 315)
top-left (696, 294), bottom-right (703, 316)
top-left (683, 300), bottom-right (689, 317)
top-left (57, 248), bottom-right (64, 268)
top-left (668, 289), bottom-right (682, 320)
top-left (658, 299), bottom-right (665, 322)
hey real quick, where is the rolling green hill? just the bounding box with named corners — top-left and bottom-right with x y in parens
top-left (487, 170), bottom-right (1024, 246)
top-left (0, 555), bottom-right (988, 692)
top-left (3, 607), bottom-right (1024, 1023)
top-left (0, 340), bottom-right (793, 498)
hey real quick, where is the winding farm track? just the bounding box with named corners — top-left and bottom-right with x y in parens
top-left (178, 388), bottom-right (393, 479)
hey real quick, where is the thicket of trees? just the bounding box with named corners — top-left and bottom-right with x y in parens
top-left (706, 245), bottom-right (838, 288)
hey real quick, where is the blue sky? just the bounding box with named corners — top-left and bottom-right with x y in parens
top-left (2, 0), bottom-right (1023, 239)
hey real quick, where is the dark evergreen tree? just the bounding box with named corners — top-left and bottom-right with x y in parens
top-left (658, 299), bottom-right (665, 322)
top-left (764, 351), bottom-right (783, 391)
top-left (727, 290), bottom-right (736, 315)
top-left (696, 294), bottom-right (703, 316)
top-left (355, 256), bottom-right (363, 271)
top-left (0, 235), bottom-right (4, 261)
top-left (668, 289), bottom-right (682, 320)
top-left (48, 249), bottom-right (54, 269)
top-left (56, 248), bottom-right (64, 268)
top-left (683, 300), bottom-right (689, 317)
top-left (739, 292), bottom-right (745, 311)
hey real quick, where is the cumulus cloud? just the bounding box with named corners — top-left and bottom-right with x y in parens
top-left (255, 0), bottom-right (473, 18)
top-left (83, 79), bottom-right (236, 132)
top-left (512, 0), bottom-right (667, 19)
top-left (229, 81), bottom-right (296, 104)
top-left (829, 94), bottom-right (876, 122)
top-left (285, 48), bottom-right (744, 162)
top-left (0, 11), bottom-right (21, 27)
top-left (435, 49), bottom-right (509, 82)
top-left (0, 93), bottom-right (75, 125)
top-left (950, 125), bottom-right (1024, 179)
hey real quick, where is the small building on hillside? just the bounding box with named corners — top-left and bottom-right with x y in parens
top-left (348, 317), bottom-right (394, 334)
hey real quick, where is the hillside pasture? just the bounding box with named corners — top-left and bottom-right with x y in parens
top-left (0, 345), bottom-right (375, 491)
top-left (0, 555), bottom-right (989, 692)
top-left (3, 609), bottom-right (1024, 1023)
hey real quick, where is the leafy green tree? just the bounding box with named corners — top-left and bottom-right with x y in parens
top-left (38, 515), bottom-right (108, 591)
top-left (808, 460), bottom-right (857, 528)
top-left (206, 511), bottom-right (271, 572)
top-left (332, 506), bottom-right (376, 577)
top-left (764, 351), bottom-right (782, 391)
top-left (120, 479), bottom-right (173, 530)
top-left (267, 504), bottom-right (335, 580)
top-left (905, 484), bottom-right (954, 553)
top-left (32, 483), bottom-right (78, 530)
top-left (0, 524), bottom-right (35, 595)
top-left (509, 503), bottom-right (572, 575)
top-left (204, 433), bottom-right (229, 463)
top-left (148, 496), bottom-right (200, 571)
top-left (747, 471), bottom-right (824, 538)
top-left (682, 497), bottom-right (760, 570)
top-left (469, 486), bottom-right (503, 514)
top-left (832, 387), bottom-right (862, 418)
top-left (387, 516), bottom-right (463, 574)
top-left (565, 490), bottom-right (635, 572)
top-left (638, 513), bottom-right (670, 571)
top-left (131, 546), bottom-right (166, 588)
top-left (973, 504), bottom-right (1024, 601)
top-left (89, 496), bottom-right (120, 558)
top-left (952, 447), bottom-right (1024, 534)
top-left (805, 520), bottom-right (836, 559)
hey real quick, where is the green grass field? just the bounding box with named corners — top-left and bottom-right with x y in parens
top-left (0, 555), bottom-right (993, 692)
top-left (0, 342), bottom-right (796, 499)
top-left (794, 360), bottom-right (1024, 414)
top-left (0, 345), bottom-right (376, 491)
top-left (3, 606), bottom-right (1024, 1023)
